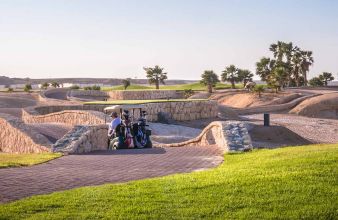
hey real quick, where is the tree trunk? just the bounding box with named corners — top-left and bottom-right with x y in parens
top-left (208, 84), bottom-right (212, 93)
top-left (304, 73), bottom-right (307, 86)
top-left (231, 80), bottom-right (235, 89)
top-left (156, 81), bottom-right (159, 89)
top-left (296, 77), bottom-right (300, 87)
top-left (243, 80), bottom-right (247, 88)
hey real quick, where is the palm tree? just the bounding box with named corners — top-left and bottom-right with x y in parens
top-left (300, 51), bottom-right (314, 86)
top-left (51, 81), bottom-right (60, 88)
top-left (122, 78), bottom-right (131, 90)
top-left (256, 57), bottom-right (274, 82)
top-left (221, 65), bottom-right (240, 89)
top-left (200, 70), bottom-right (219, 93)
top-left (41, 82), bottom-right (49, 90)
top-left (253, 85), bottom-right (265, 97)
top-left (144, 65), bottom-right (168, 89)
top-left (291, 48), bottom-right (303, 87)
top-left (319, 72), bottom-right (334, 86)
top-left (238, 69), bottom-right (254, 87)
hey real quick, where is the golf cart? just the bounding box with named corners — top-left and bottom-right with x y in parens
top-left (104, 104), bottom-right (152, 149)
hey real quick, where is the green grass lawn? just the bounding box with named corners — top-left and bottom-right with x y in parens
top-left (0, 153), bottom-right (62, 168)
top-left (102, 82), bottom-right (244, 91)
top-left (0, 144), bottom-right (337, 219)
top-left (84, 99), bottom-right (208, 105)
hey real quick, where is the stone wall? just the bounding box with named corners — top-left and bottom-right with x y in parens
top-left (68, 89), bottom-right (184, 100)
top-left (52, 125), bottom-right (108, 154)
top-left (52, 121), bottom-right (253, 154)
top-left (107, 90), bottom-right (183, 100)
top-left (22, 109), bottom-right (107, 125)
top-left (0, 113), bottom-right (51, 153)
top-left (159, 121), bottom-right (253, 152)
top-left (23, 100), bottom-right (218, 122)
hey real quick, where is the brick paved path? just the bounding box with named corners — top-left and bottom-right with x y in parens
top-left (0, 146), bottom-right (223, 203)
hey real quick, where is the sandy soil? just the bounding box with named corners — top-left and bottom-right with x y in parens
top-left (0, 95), bottom-right (36, 108)
top-left (248, 124), bottom-right (311, 148)
top-left (148, 122), bottom-right (202, 144)
top-left (27, 123), bottom-right (73, 143)
top-left (242, 114), bottom-right (338, 144)
top-left (290, 93), bottom-right (338, 119)
top-left (217, 92), bottom-right (301, 108)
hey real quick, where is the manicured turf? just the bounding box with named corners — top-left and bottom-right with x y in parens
top-left (83, 99), bottom-right (208, 105)
top-left (0, 144), bottom-right (337, 219)
top-left (102, 82), bottom-right (244, 91)
top-left (0, 153), bottom-right (62, 168)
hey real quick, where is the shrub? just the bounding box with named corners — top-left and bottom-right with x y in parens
top-left (183, 89), bottom-right (194, 98)
top-left (91, 85), bottom-right (101, 90)
top-left (70, 85), bottom-right (80, 90)
top-left (41, 82), bottom-right (49, 90)
top-left (7, 87), bottom-right (14, 92)
top-left (253, 85), bottom-right (265, 97)
top-left (83, 86), bottom-right (92, 90)
top-left (309, 77), bottom-right (324, 86)
top-left (24, 84), bottom-right (32, 93)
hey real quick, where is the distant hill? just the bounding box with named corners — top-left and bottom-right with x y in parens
top-left (0, 76), bottom-right (197, 86)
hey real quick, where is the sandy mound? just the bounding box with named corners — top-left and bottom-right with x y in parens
top-left (248, 124), bottom-right (311, 148)
top-left (290, 93), bottom-right (338, 119)
top-left (43, 88), bottom-right (69, 100)
top-left (218, 92), bottom-right (301, 108)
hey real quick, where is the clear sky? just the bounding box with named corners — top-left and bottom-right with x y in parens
top-left (1, 0), bottom-right (338, 80)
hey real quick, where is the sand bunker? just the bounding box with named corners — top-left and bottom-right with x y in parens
top-left (148, 122), bottom-right (202, 144)
top-left (248, 124), bottom-right (311, 148)
top-left (27, 123), bottom-right (73, 143)
top-left (290, 93), bottom-right (338, 119)
top-left (217, 92), bottom-right (301, 108)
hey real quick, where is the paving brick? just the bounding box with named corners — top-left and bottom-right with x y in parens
top-left (0, 146), bottom-right (223, 203)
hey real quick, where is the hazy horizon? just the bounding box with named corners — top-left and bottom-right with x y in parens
top-left (1, 0), bottom-right (338, 80)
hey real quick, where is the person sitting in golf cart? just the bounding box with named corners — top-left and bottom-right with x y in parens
top-left (108, 111), bottom-right (122, 137)
top-left (104, 104), bottom-right (152, 149)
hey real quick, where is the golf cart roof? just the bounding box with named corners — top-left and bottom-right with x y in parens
top-left (104, 104), bottom-right (145, 112)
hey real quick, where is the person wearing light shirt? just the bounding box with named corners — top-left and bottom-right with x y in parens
top-left (108, 112), bottom-right (121, 137)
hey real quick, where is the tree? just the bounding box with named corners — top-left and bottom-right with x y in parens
top-left (253, 85), bottom-right (265, 97)
top-left (51, 81), bottom-right (60, 88)
top-left (144, 65), bottom-right (168, 89)
top-left (91, 85), bottom-right (101, 90)
top-left (257, 41), bottom-right (314, 88)
top-left (299, 50), bottom-right (314, 85)
top-left (24, 84), bottom-right (32, 92)
top-left (41, 82), bottom-right (49, 90)
top-left (291, 48), bottom-right (303, 87)
top-left (309, 77), bottom-right (324, 86)
top-left (238, 69), bottom-right (254, 87)
top-left (122, 78), bottom-right (131, 90)
top-left (319, 72), bottom-right (334, 86)
top-left (200, 70), bottom-right (220, 93)
top-left (70, 85), bottom-right (80, 90)
top-left (221, 65), bottom-right (240, 89)
top-left (256, 57), bottom-right (275, 82)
